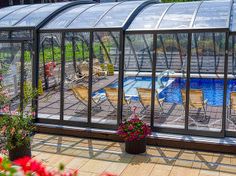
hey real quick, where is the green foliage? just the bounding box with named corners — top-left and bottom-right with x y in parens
top-left (0, 157), bottom-right (17, 175)
top-left (0, 114), bottom-right (35, 150)
top-left (38, 42), bottom-right (106, 64)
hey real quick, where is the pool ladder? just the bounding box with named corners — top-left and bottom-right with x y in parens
top-left (157, 70), bottom-right (175, 88)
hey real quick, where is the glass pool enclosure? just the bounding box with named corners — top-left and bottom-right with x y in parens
top-left (1, 0), bottom-right (236, 138)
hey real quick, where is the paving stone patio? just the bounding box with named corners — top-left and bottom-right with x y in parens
top-left (30, 133), bottom-right (236, 176)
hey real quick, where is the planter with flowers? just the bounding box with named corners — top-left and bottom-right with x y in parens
top-left (0, 77), bottom-right (37, 161)
top-left (117, 107), bottom-right (151, 154)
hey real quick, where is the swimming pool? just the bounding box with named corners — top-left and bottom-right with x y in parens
top-left (97, 77), bottom-right (236, 106)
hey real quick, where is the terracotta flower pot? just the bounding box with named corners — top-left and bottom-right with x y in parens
top-left (9, 142), bottom-right (31, 161)
top-left (125, 138), bottom-right (146, 154)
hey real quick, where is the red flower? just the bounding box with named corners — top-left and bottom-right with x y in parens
top-left (100, 172), bottom-right (118, 176)
top-left (13, 156), bottom-right (31, 173)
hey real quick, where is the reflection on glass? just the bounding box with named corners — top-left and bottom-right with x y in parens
top-left (189, 32), bottom-right (225, 131)
top-left (38, 33), bottom-right (62, 120)
top-left (91, 31), bottom-right (120, 124)
top-left (226, 35), bottom-right (236, 132)
top-left (63, 32), bottom-right (90, 122)
top-left (0, 43), bottom-right (21, 112)
top-left (23, 42), bottom-right (33, 114)
top-left (154, 33), bottom-right (188, 129)
top-left (123, 34), bottom-right (153, 125)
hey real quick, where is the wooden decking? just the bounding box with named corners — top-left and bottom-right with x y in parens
top-left (37, 75), bottom-right (236, 132)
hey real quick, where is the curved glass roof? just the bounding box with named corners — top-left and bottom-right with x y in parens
top-left (128, 0), bottom-right (232, 31)
top-left (42, 1), bottom-right (147, 30)
top-left (0, 5), bottom-right (28, 21)
top-left (0, 2), bottom-right (70, 28)
top-left (230, 0), bottom-right (236, 31)
top-left (43, 4), bottom-right (95, 29)
top-left (0, 0), bottom-right (236, 32)
top-left (193, 0), bottom-right (231, 29)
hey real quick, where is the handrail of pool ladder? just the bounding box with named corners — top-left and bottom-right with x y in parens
top-left (157, 70), bottom-right (175, 88)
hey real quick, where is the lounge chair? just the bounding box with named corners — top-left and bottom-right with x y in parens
top-left (72, 85), bottom-right (104, 113)
top-left (137, 88), bottom-right (164, 115)
top-left (227, 92), bottom-right (236, 125)
top-left (181, 89), bottom-right (208, 121)
top-left (104, 87), bottom-right (131, 112)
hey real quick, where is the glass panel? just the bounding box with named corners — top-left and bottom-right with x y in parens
top-left (38, 33), bottom-right (62, 120)
top-left (63, 32), bottom-right (90, 122)
top-left (23, 42), bottom-right (33, 114)
top-left (43, 4), bottom-right (94, 29)
top-left (124, 34), bottom-right (153, 72)
top-left (226, 35), bottom-right (236, 132)
top-left (0, 5), bottom-right (28, 20)
top-left (189, 32), bottom-right (225, 131)
top-left (16, 2), bottom-right (70, 27)
top-left (0, 4), bottom-right (46, 27)
top-left (0, 31), bottom-right (9, 40)
top-left (154, 33), bottom-right (188, 129)
top-left (67, 3), bottom-right (117, 29)
top-left (11, 30), bottom-right (32, 39)
top-left (0, 43), bottom-right (22, 113)
top-left (123, 34), bottom-right (153, 124)
top-left (159, 2), bottom-right (199, 29)
top-left (95, 1), bottom-right (143, 28)
top-left (92, 31), bottom-right (120, 124)
top-left (128, 4), bottom-right (170, 31)
top-left (193, 0), bottom-right (231, 29)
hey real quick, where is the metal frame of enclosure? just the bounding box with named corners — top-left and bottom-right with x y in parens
top-left (1, 0), bottom-right (236, 140)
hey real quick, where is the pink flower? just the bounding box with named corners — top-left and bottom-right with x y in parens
top-left (1, 125), bottom-right (7, 135)
top-left (0, 149), bottom-right (8, 155)
top-left (2, 105), bottom-right (10, 113)
top-left (31, 111), bottom-right (36, 116)
top-left (10, 128), bottom-right (15, 135)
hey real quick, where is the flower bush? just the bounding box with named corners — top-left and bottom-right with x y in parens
top-left (117, 107), bottom-right (151, 142)
top-left (0, 156), bottom-right (117, 176)
top-left (0, 77), bottom-right (37, 151)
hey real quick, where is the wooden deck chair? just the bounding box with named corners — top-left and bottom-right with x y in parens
top-left (104, 87), bottom-right (131, 112)
top-left (181, 89), bottom-right (208, 120)
top-left (72, 85), bottom-right (104, 113)
top-left (137, 88), bottom-right (164, 115)
top-left (227, 92), bottom-right (236, 125)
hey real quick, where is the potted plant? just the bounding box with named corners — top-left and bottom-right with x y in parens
top-left (117, 107), bottom-right (151, 154)
top-left (0, 78), bottom-right (37, 161)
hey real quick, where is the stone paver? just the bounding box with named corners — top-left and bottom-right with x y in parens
top-left (31, 133), bottom-right (236, 176)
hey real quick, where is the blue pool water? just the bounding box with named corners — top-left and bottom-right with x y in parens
top-left (97, 77), bottom-right (236, 106)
